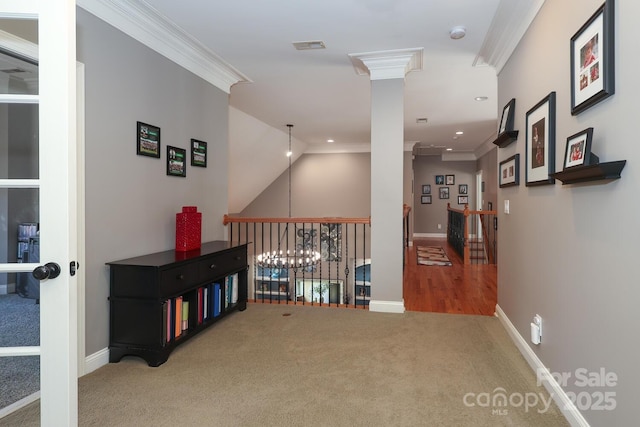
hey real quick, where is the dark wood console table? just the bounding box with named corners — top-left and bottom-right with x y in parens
top-left (107, 241), bottom-right (248, 367)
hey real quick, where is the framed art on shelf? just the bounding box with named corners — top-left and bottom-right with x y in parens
top-left (136, 121), bottom-right (161, 158)
top-left (570, 1), bottom-right (615, 115)
top-left (439, 187), bottom-right (449, 199)
top-left (498, 98), bottom-right (516, 134)
top-left (563, 128), bottom-right (595, 169)
top-left (525, 92), bottom-right (556, 186)
top-left (190, 139), bottom-right (207, 167)
top-left (422, 184), bottom-right (431, 194)
top-left (421, 195), bottom-right (432, 204)
top-left (458, 184), bottom-right (468, 194)
top-left (457, 195), bottom-right (468, 205)
top-left (445, 174), bottom-right (455, 185)
top-left (167, 146), bottom-right (186, 177)
top-left (499, 154), bottom-right (520, 188)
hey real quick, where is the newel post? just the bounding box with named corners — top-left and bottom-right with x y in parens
top-left (463, 204), bottom-right (470, 265)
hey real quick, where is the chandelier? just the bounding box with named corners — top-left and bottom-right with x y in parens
top-left (257, 249), bottom-right (321, 269)
top-left (256, 124), bottom-right (321, 270)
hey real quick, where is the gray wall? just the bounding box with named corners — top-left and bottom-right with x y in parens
top-left (477, 147), bottom-right (497, 212)
top-left (412, 156), bottom-right (477, 234)
top-left (77, 9), bottom-right (229, 355)
top-left (241, 153), bottom-right (372, 218)
top-left (497, 0), bottom-right (637, 424)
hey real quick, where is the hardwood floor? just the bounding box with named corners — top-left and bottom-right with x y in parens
top-left (403, 237), bottom-right (497, 316)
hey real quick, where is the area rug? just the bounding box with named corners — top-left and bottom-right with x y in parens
top-left (416, 246), bottom-right (452, 266)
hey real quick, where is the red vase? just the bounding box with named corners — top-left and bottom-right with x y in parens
top-left (175, 206), bottom-right (201, 252)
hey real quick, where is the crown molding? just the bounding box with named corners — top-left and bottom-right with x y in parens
top-left (474, 0), bottom-right (546, 73)
top-left (0, 29), bottom-right (38, 62)
top-left (77, 0), bottom-right (251, 93)
top-left (349, 48), bottom-right (423, 80)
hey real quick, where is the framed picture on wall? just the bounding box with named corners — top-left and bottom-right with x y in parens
top-left (445, 174), bottom-right (455, 185)
top-left (499, 154), bottom-right (520, 188)
top-left (458, 184), bottom-right (468, 194)
top-left (570, 1), bottom-right (615, 115)
top-left (439, 187), bottom-right (449, 199)
top-left (190, 139), bottom-right (207, 167)
top-left (167, 146), bottom-right (186, 177)
top-left (435, 175), bottom-right (444, 185)
top-left (422, 184), bottom-right (431, 194)
top-left (498, 98), bottom-right (516, 134)
top-left (457, 195), bottom-right (468, 205)
top-left (563, 128), bottom-right (596, 169)
top-left (421, 195), bottom-right (432, 204)
top-left (136, 121), bottom-right (161, 158)
top-left (525, 92), bottom-right (556, 186)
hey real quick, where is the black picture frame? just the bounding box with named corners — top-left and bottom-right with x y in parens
top-left (499, 154), bottom-right (520, 188)
top-left (445, 174), bottom-right (455, 185)
top-left (570, 1), bottom-right (615, 115)
top-left (422, 184), bottom-right (431, 195)
top-left (421, 195), bottom-right (432, 204)
top-left (190, 139), bottom-right (207, 167)
top-left (439, 187), bottom-right (449, 199)
top-left (166, 146), bottom-right (186, 177)
top-left (563, 128), bottom-right (595, 169)
top-left (458, 184), bottom-right (468, 194)
top-left (435, 175), bottom-right (444, 185)
top-left (136, 121), bottom-right (161, 158)
top-left (457, 195), bottom-right (468, 205)
top-left (525, 92), bottom-right (556, 186)
top-left (498, 98), bottom-right (516, 134)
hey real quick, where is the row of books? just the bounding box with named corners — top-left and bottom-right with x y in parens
top-left (162, 273), bottom-right (239, 345)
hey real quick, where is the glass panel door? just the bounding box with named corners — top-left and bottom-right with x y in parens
top-left (0, 21), bottom-right (41, 414)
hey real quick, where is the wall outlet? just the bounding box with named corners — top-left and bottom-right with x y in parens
top-left (437, 224), bottom-right (442, 229)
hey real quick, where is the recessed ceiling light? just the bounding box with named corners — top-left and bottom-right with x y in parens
top-left (293, 40), bottom-right (326, 50)
top-left (416, 118), bottom-right (428, 124)
top-left (453, 136), bottom-right (459, 140)
top-left (455, 131), bottom-right (464, 135)
top-left (475, 96), bottom-right (488, 101)
top-left (449, 26), bottom-right (466, 40)
top-left (446, 148), bottom-right (453, 151)
top-left (327, 139), bottom-right (334, 143)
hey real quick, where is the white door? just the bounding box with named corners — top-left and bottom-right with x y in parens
top-left (0, 1), bottom-right (78, 425)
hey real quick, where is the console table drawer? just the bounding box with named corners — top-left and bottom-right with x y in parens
top-left (160, 265), bottom-right (198, 296)
top-left (199, 248), bottom-right (246, 281)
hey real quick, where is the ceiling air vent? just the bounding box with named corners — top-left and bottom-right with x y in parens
top-left (293, 40), bottom-right (326, 50)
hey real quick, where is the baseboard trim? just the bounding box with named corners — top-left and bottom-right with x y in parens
top-left (0, 283), bottom-right (16, 295)
top-left (0, 391), bottom-right (39, 419)
top-left (369, 300), bottom-right (405, 314)
top-left (495, 305), bottom-right (590, 427)
top-left (84, 347), bottom-right (109, 375)
top-left (413, 233), bottom-right (446, 238)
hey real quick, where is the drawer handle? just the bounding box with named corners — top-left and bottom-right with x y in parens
top-left (209, 264), bottom-right (216, 269)
top-left (176, 274), bottom-right (184, 280)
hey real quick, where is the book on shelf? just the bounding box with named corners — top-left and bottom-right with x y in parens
top-left (224, 277), bottom-right (230, 309)
top-left (181, 300), bottom-right (189, 331)
top-left (203, 286), bottom-right (209, 321)
top-left (197, 287), bottom-right (203, 325)
top-left (175, 296), bottom-right (183, 338)
top-left (213, 283), bottom-right (221, 317)
top-left (231, 273), bottom-right (239, 304)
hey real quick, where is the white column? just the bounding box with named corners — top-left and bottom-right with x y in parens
top-left (349, 49), bottom-right (422, 314)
